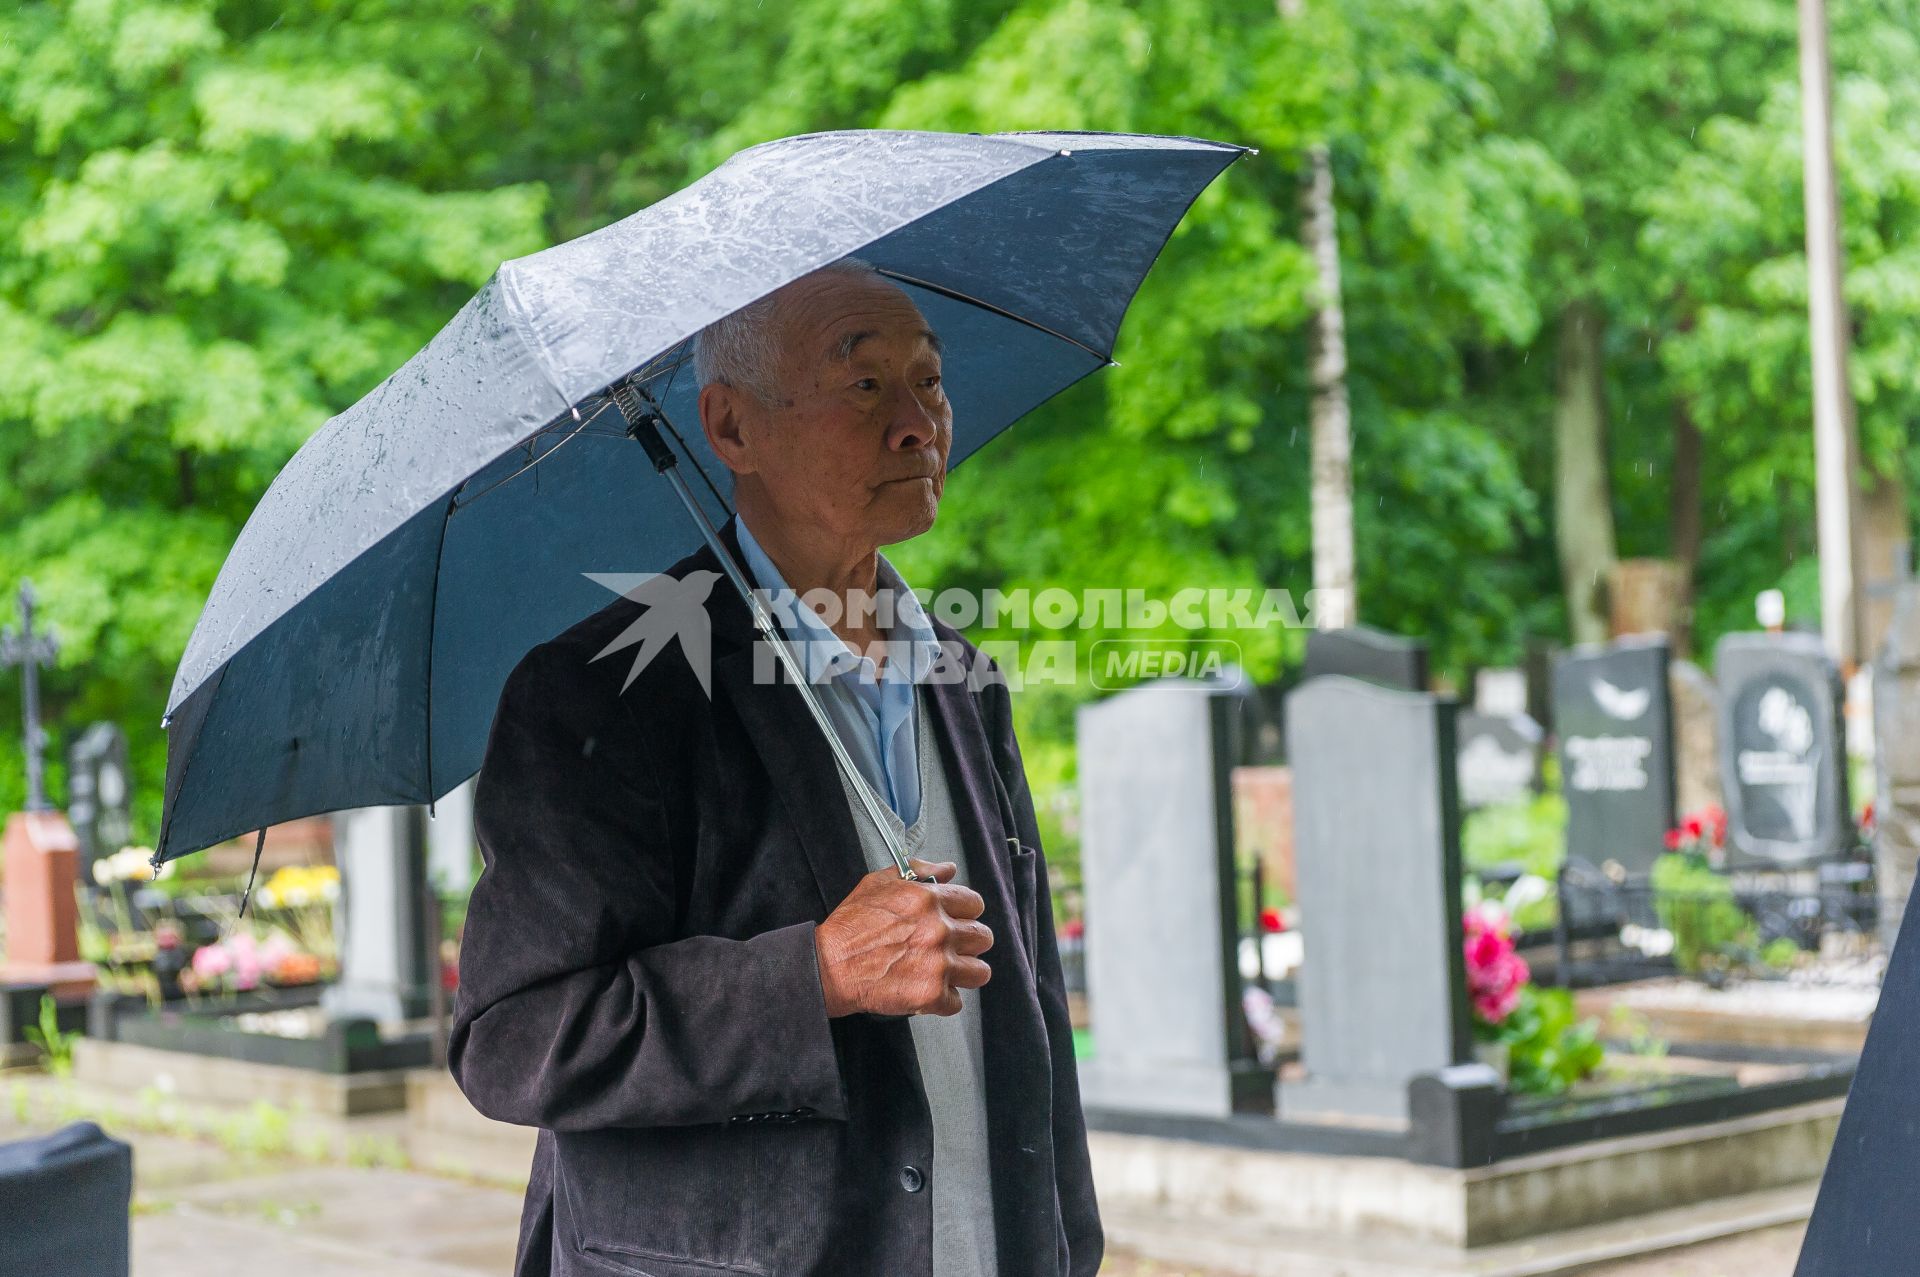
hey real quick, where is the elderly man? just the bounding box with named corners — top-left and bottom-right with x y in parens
top-left (449, 258), bottom-right (1102, 1277)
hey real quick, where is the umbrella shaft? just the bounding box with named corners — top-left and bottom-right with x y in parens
top-left (647, 443), bottom-right (920, 881)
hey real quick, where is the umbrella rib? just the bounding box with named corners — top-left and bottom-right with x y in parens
top-left (449, 400), bottom-right (624, 512)
top-left (422, 488), bottom-right (458, 812)
top-left (872, 268), bottom-right (1115, 366)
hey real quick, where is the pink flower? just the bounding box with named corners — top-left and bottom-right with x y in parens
top-left (192, 943), bottom-right (231, 979)
top-left (1463, 908), bottom-right (1531, 1028)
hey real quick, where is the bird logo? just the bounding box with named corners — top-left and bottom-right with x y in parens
top-left (1591, 676), bottom-right (1651, 721)
top-left (583, 570), bottom-right (723, 697)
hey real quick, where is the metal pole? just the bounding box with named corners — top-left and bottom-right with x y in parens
top-left (1800, 0), bottom-right (1867, 669)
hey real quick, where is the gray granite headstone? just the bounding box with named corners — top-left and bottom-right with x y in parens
top-left (1715, 633), bottom-right (1848, 868)
top-left (1302, 626), bottom-right (1428, 691)
top-left (427, 777), bottom-right (477, 895)
top-left (1077, 678), bottom-right (1272, 1117)
top-left (1874, 584), bottom-right (1920, 947)
top-left (1554, 637), bottom-right (1677, 875)
top-left (322, 804), bottom-right (436, 1024)
top-left (1456, 711), bottom-right (1542, 809)
top-left (1281, 677), bottom-right (1470, 1126)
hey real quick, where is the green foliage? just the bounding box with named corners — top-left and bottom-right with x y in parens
top-left (1761, 936), bottom-right (1804, 971)
top-left (20, 994), bottom-right (75, 1076)
top-left (1462, 793), bottom-right (1566, 931)
top-left (1652, 851), bottom-right (1756, 975)
top-left (1462, 793), bottom-right (1567, 881)
top-left (1487, 985), bottom-right (1604, 1097)
top-left (4, 0), bottom-right (1918, 845)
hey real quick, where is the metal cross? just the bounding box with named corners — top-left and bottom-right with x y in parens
top-left (0, 581), bottom-right (60, 812)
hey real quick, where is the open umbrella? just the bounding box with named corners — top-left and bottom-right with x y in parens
top-left (153, 128), bottom-right (1247, 877)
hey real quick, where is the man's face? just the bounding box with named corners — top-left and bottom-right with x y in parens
top-left (702, 272), bottom-right (952, 552)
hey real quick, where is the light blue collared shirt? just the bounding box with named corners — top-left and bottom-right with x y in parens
top-left (735, 516), bottom-right (942, 826)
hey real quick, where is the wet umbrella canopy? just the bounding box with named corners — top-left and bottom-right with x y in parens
top-left (153, 129), bottom-right (1247, 867)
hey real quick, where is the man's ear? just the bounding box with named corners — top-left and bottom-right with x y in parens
top-left (699, 382), bottom-right (755, 476)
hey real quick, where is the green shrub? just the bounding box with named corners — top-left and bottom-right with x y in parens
top-left (1652, 852), bottom-right (1754, 974)
top-left (1497, 986), bottom-right (1604, 1097)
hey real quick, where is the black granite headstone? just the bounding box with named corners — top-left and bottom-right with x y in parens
top-left (1456, 711), bottom-right (1543, 809)
top-left (1553, 637), bottom-right (1677, 875)
top-left (66, 722), bottom-right (131, 875)
top-left (1714, 633), bottom-right (1848, 868)
top-left (1302, 625), bottom-right (1428, 691)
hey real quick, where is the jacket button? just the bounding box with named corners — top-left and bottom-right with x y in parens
top-left (900, 1165), bottom-right (925, 1193)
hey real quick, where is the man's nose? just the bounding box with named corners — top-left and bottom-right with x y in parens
top-left (884, 388), bottom-right (942, 451)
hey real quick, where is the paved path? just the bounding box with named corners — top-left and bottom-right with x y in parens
top-left (0, 1102), bottom-right (1805, 1276)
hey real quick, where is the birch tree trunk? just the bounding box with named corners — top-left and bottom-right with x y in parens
top-left (1301, 141), bottom-right (1355, 630)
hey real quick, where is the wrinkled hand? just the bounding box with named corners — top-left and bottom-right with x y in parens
top-left (814, 858), bottom-right (993, 1018)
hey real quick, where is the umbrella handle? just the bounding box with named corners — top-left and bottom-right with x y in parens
top-left (613, 381), bottom-right (925, 881)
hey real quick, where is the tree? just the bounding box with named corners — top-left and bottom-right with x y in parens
top-left (0, 0), bottom-right (563, 833)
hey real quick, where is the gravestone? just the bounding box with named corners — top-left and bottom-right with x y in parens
top-left (1715, 633), bottom-right (1848, 868)
top-left (1302, 626), bottom-right (1428, 692)
top-left (427, 777), bottom-right (477, 895)
top-left (1475, 668), bottom-right (1528, 718)
top-left (1455, 711), bottom-right (1542, 809)
top-left (1553, 637), bottom-right (1677, 876)
top-left (1669, 660), bottom-right (1724, 818)
top-left (1281, 678), bottom-right (1470, 1126)
top-left (0, 811), bottom-right (93, 1000)
top-left (1872, 584), bottom-right (1920, 946)
top-left (321, 805), bottom-right (436, 1023)
top-left (66, 723), bottom-right (132, 876)
top-left (1077, 678), bottom-right (1272, 1117)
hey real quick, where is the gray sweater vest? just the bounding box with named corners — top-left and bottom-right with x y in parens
top-left (833, 690), bottom-right (999, 1277)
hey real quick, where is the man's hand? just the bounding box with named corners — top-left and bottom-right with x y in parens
top-left (814, 858), bottom-right (993, 1018)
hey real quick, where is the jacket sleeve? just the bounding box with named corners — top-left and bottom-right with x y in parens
top-left (448, 642), bottom-right (849, 1132)
top-left (977, 672), bottom-right (1105, 1277)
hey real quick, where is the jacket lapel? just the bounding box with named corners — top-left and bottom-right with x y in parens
top-left (703, 517), bottom-right (870, 916)
top-left (696, 517), bottom-right (1062, 1267)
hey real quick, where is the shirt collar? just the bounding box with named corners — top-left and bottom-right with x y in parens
top-left (734, 515), bottom-right (941, 685)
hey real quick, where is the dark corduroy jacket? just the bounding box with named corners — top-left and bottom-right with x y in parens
top-left (448, 519), bottom-right (1101, 1277)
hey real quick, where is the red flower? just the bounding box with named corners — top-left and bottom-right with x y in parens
top-left (1061, 918), bottom-right (1085, 941)
top-left (1664, 828), bottom-right (1684, 851)
top-left (1259, 907), bottom-right (1285, 933)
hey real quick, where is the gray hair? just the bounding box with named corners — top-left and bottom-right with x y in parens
top-left (692, 256), bottom-right (886, 405)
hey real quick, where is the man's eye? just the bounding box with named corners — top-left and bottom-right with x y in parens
top-left (855, 378), bottom-right (879, 391)
top-left (922, 375), bottom-right (942, 389)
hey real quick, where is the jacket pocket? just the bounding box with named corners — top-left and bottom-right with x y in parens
top-left (1008, 839), bottom-right (1041, 974)
top-left (575, 1242), bottom-right (768, 1277)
